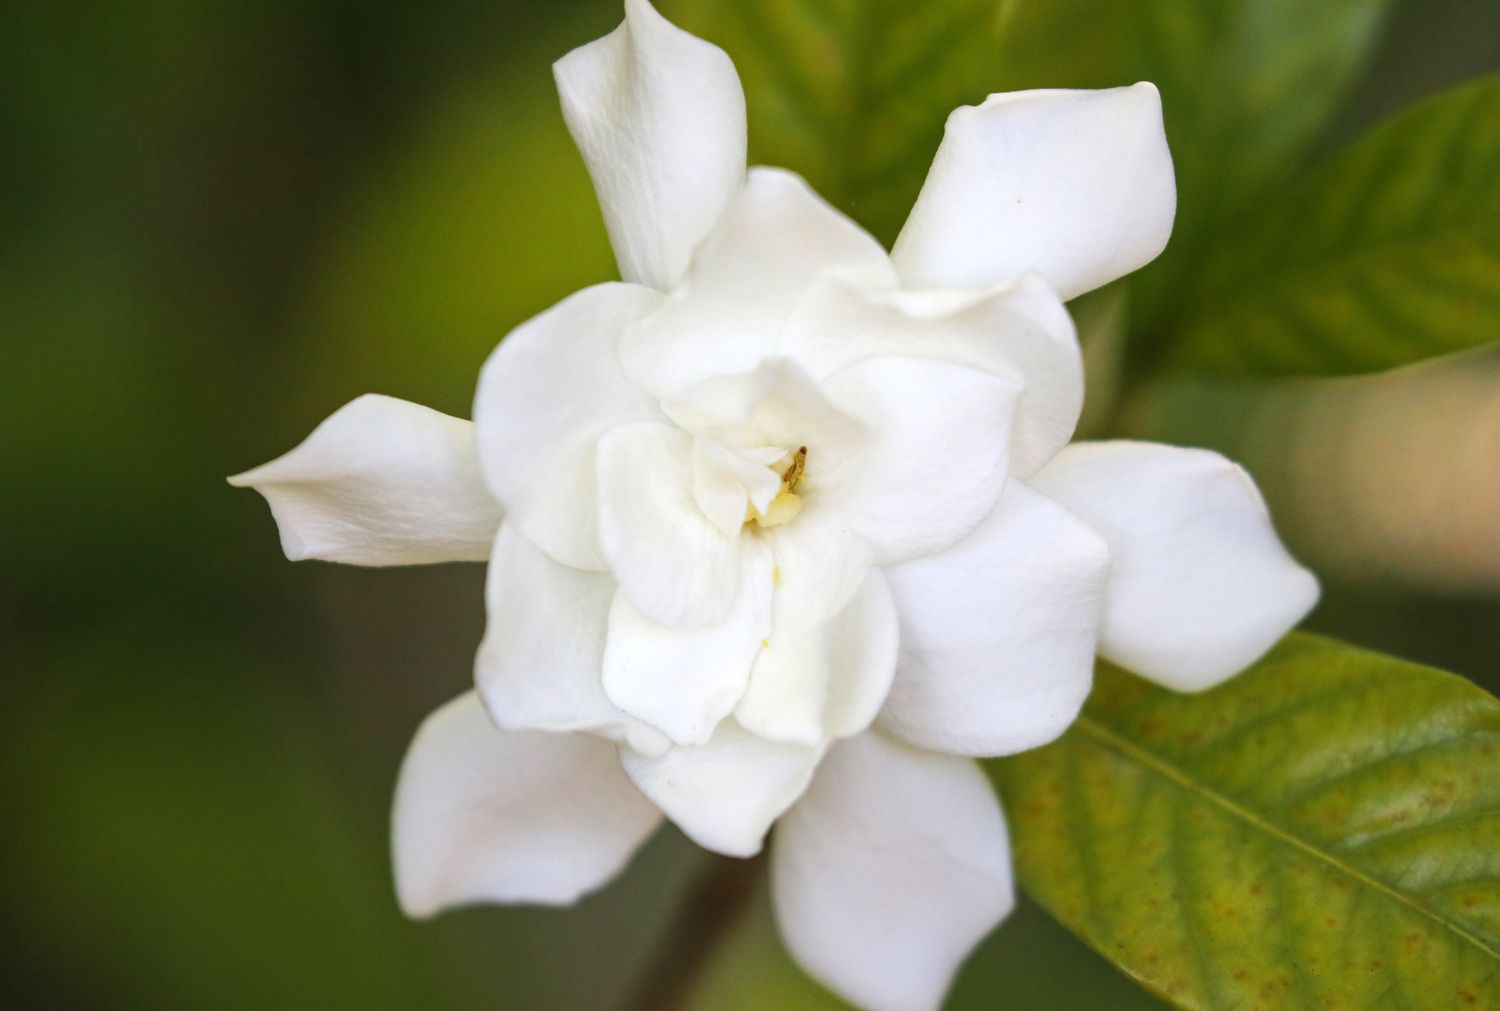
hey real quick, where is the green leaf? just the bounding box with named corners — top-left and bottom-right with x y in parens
top-left (662, 0), bottom-right (1003, 245)
top-left (991, 633), bottom-right (1500, 1009)
top-left (1170, 73), bottom-right (1500, 376)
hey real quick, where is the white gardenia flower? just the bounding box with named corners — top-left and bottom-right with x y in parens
top-left (230, 3), bottom-right (1319, 1009)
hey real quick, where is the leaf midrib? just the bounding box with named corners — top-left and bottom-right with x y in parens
top-left (1071, 712), bottom-right (1500, 964)
top-left (1182, 213), bottom-right (1500, 328)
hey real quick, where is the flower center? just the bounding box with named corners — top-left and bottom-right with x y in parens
top-left (746, 446), bottom-right (807, 529)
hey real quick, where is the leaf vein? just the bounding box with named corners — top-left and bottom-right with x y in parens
top-left (1073, 714), bottom-right (1500, 964)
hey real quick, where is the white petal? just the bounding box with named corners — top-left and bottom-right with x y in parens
top-left (737, 568), bottom-right (898, 747)
top-left (881, 482), bottom-right (1108, 757)
top-left (621, 719), bottom-right (821, 857)
top-left (764, 504), bottom-right (873, 624)
top-left (892, 84), bottom-right (1176, 301)
top-left (554, 0), bottom-right (747, 290)
top-left (621, 167), bottom-right (897, 397)
top-left (815, 356), bottom-right (1021, 565)
top-left (596, 420), bottom-right (743, 627)
top-left (666, 358), bottom-right (869, 475)
top-left (1030, 441), bottom-right (1320, 691)
top-left (474, 282), bottom-right (663, 572)
top-left (691, 432), bottom-right (784, 536)
top-left (477, 525), bottom-right (614, 732)
top-left (780, 273), bottom-right (1082, 477)
top-left (476, 525), bottom-right (667, 755)
top-left (229, 395), bottom-right (501, 566)
top-left (602, 538), bottom-right (774, 746)
top-left (392, 693), bottom-right (660, 917)
top-left (772, 732), bottom-right (1014, 1011)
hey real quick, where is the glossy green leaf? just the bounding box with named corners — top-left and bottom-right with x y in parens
top-left (662, 0), bottom-right (1003, 245)
top-left (992, 633), bottom-right (1500, 1009)
top-left (1169, 73), bottom-right (1500, 376)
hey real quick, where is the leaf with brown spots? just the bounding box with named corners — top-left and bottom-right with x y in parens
top-left (992, 633), bottom-right (1500, 1009)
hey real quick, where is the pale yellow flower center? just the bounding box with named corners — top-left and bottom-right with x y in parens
top-left (746, 446), bottom-right (807, 529)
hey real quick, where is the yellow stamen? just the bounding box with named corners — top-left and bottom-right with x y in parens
top-left (746, 447), bottom-right (809, 529)
top-left (783, 446), bottom-right (807, 491)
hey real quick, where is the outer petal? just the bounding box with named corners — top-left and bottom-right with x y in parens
top-left (892, 84), bottom-right (1175, 301)
top-left (815, 356), bottom-right (1021, 565)
top-left (596, 420), bottom-right (743, 628)
top-left (621, 167), bottom-right (897, 397)
top-left (392, 693), bottom-right (661, 917)
top-left (1030, 441), bottom-right (1320, 691)
top-left (737, 568), bottom-right (898, 747)
top-left (554, 0), bottom-right (746, 290)
top-left (474, 282), bottom-right (663, 572)
top-left (880, 482), bottom-right (1109, 757)
top-left (620, 719), bottom-right (821, 857)
top-left (229, 394), bottom-right (501, 566)
top-left (772, 732), bottom-right (1014, 1011)
top-left (602, 538), bottom-right (774, 747)
top-left (476, 525), bottom-right (667, 756)
top-left (780, 273), bottom-right (1082, 477)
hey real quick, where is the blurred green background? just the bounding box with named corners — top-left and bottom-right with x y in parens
top-left (4, 0), bottom-right (1498, 1007)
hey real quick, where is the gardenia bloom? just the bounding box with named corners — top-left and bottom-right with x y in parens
top-left (230, 3), bottom-right (1319, 1009)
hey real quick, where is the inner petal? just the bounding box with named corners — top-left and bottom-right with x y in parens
top-left (665, 358), bottom-right (868, 538)
top-left (693, 433), bottom-right (785, 535)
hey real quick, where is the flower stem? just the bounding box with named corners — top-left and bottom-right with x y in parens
top-left (619, 852), bottom-right (765, 1011)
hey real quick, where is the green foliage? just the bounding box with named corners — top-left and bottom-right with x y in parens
top-left (1170, 73), bottom-right (1500, 375)
top-left (663, 0), bottom-right (1004, 246)
top-left (992, 634), bottom-right (1500, 1008)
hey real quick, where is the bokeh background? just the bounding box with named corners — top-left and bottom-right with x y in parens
top-left (4, 0), bottom-right (1499, 1007)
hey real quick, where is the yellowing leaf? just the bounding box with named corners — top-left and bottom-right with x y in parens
top-left (993, 634), bottom-right (1500, 1008)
